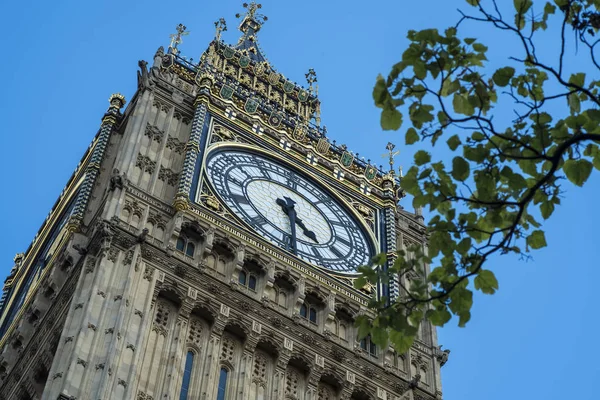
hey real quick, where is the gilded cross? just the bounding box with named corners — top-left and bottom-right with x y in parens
top-left (169, 24), bottom-right (189, 55)
top-left (382, 142), bottom-right (400, 172)
top-left (214, 18), bottom-right (227, 42)
top-left (305, 68), bottom-right (318, 95)
top-left (236, 2), bottom-right (268, 24)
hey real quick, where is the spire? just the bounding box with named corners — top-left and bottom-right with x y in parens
top-left (233, 2), bottom-right (269, 63)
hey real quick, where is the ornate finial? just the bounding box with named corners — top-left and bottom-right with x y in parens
top-left (109, 93), bottom-right (126, 109)
top-left (382, 142), bottom-right (400, 172)
top-left (236, 2), bottom-right (268, 25)
top-left (214, 18), bottom-right (227, 42)
top-left (169, 23), bottom-right (189, 56)
top-left (305, 68), bottom-right (318, 96)
top-left (13, 253), bottom-right (25, 264)
top-left (398, 165), bottom-right (403, 178)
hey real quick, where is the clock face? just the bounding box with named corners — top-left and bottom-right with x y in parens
top-left (205, 148), bottom-right (374, 273)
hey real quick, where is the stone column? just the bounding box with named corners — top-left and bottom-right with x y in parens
top-left (240, 336), bottom-right (257, 400)
top-left (68, 94), bottom-right (125, 232)
top-left (173, 97), bottom-right (209, 211)
top-left (203, 320), bottom-right (225, 399)
top-left (273, 352), bottom-right (291, 400)
top-left (381, 174), bottom-right (398, 302)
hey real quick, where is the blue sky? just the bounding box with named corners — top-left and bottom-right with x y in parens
top-left (0, 1), bottom-right (598, 399)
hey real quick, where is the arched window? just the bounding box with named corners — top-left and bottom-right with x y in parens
top-left (300, 304), bottom-right (307, 318)
top-left (359, 335), bottom-right (377, 357)
top-left (299, 302), bottom-right (318, 324)
top-left (309, 307), bottom-right (317, 323)
top-left (217, 367), bottom-right (229, 400)
top-left (239, 271), bottom-right (247, 285)
top-left (179, 351), bottom-right (194, 400)
top-left (238, 270), bottom-right (257, 291)
top-left (185, 242), bottom-right (195, 257)
top-left (338, 322), bottom-right (347, 341)
top-left (278, 291), bottom-right (287, 308)
top-left (176, 236), bottom-right (197, 258)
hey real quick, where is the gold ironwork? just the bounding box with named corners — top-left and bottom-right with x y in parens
top-left (235, 2), bottom-right (268, 24)
top-left (169, 23), bottom-right (189, 55)
top-left (214, 18), bottom-right (227, 42)
top-left (382, 142), bottom-right (400, 173)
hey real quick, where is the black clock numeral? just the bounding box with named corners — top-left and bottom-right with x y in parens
top-left (336, 236), bottom-right (351, 247)
top-left (228, 176), bottom-right (243, 186)
top-left (330, 245), bottom-right (344, 259)
top-left (249, 215), bottom-right (268, 227)
top-left (311, 248), bottom-right (324, 263)
top-left (230, 194), bottom-right (250, 205)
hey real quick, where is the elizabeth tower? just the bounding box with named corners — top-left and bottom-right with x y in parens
top-left (0, 4), bottom-right (447, 400)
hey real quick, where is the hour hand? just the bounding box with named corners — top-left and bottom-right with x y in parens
top-left (296, 217), bottom-right (319, 244)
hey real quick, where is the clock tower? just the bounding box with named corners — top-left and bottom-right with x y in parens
top-left (0, 3), bottom-right (447, 400)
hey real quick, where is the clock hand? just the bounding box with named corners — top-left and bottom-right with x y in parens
top-left (295, 217), bottom-right (319, 243)
top-left (276, 197), bottom-right (319, 244)
top-left (275, 197), bottom-right (298, 254)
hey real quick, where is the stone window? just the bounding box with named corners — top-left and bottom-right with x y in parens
top-left (300, 302), bottom-right (317, 324)
top-left (217, 367), bottom-right (229, 400)
top-left (238, 270), bottom-right (257, 291)
top-left (178, 351), bottom-right (194, 400)
top-left (176, 236), bottom-right (196, 258)
top-left (359, 335), bottom-right (377, 358)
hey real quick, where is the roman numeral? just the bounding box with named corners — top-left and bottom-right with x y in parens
top-left (311, 248), bottom-right (324, 262)
top-left (330, 245), bottom-right (344, 258)
top-left (231, 194), bottom-right (250, 205)
top-left (336, 236), bottom-right (351, 247)
top-left (249, 215), bottom-right (267, 226)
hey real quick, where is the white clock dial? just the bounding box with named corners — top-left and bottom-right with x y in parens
top-left (205, 148), bottom-right (374, 273)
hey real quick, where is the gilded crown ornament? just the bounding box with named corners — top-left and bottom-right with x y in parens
top-left (108, 93), bottom-right (126, 109)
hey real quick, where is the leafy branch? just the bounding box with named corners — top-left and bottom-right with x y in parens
top-left (357, 0), bottom-right (600, 353)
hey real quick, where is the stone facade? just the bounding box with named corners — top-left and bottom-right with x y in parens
top-left (0, 5), bottom-right (446, 400)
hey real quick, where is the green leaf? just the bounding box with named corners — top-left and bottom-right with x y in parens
top-left (568, 94), bottom-right (581, 114)
top-left (414, 150), bottom-right (431, 165)
top-left (457, 237), bottom-right (472, 255)
top-left (447, 135), bottom-right (461, 151)
top-left (474, 270), bottom-right (499, 294)
top-left (472, 43), bottom-right (488, 53)
top-left (381, 108), bottom-right (403, 130)
top-left (587, 109), bottom-right (600, 121)
top-left (353, 276), bottom-right (368, 289)
top-left (389, 329), bottom-right (415, 353)
top-left (406, 128), bottom-right (419, 145)
top-left (540, 201), bottom-right (555, 220)
top-left (371, 326), bottom-right (389, 347)
top-left (451, 156), bottom-right (470, 181)
top-left (426, 309), bottom-right (452, 326)
top-left (464, 38), bottom-right (476, 44)
top-left (356, 317), bottom-right (371, 340)
top-left (563, 159), bottom-right (593, 186)
top-left (373, 75), bottom-right (389, 109)
top-left (453, 93), bottom-right (475, 115)
top-left (527, 230), bottom-right (547, 250)
top-left (513, 0), bottom-right (533, 14)
top-left (569, 72), bottom-right (586, 87)
top-left (492, 67), bottom-right (515, 87)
